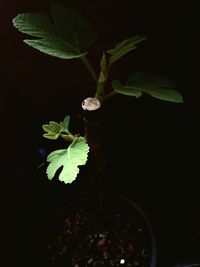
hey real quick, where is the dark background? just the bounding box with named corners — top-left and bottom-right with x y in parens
top-left (1, 1), bottom-right (199, 266)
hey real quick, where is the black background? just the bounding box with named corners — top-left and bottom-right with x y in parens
top-left (1, 1), bottom-right (199, 266)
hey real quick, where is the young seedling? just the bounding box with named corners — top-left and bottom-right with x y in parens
top-left (13, 3), bottom-right (183, 185)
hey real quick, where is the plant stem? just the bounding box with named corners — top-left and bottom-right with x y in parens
top-left (83, 111), bottom-right (106, 217)
top-left (80, 56), bottom-right (98, 84)
top-left (60, 133), bottom-right (75, 142)
top-left (95, 81), bottom-right (105, 101)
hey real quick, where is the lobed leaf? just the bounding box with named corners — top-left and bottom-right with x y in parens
top-left (42, 124), bottom-right (53, 133)
top-left (107, 36), bottom-right (147, 64)
top-left (112, 79), bottom-right (142, 98)
top-left (12, 3), bottom-right (97, 59)
top-left (51, 3), bottom-right (97, 50)
top-left (127, 71), bottom-right (183, 103)
top-left (42, 116), bottom-right (72, 140)
top-left (46, 137), bottom-right (90, 184)
top-left (49, 121), bottom-right (63, 132)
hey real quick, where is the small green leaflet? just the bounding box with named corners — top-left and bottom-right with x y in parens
top-left (112, 79), bottom-right (142, 98)
top-left (42, 132), bottom-right (59, 140)
top-left (42, 121), bottom-right (63, 140)
top-left (12, 3), bottom-right (97, 59)
top-left (42, 115), bottom-right (71, 140)
top-left (107, 36), bottom-right (147, 64)
top-left (46, 137), bottom-right (90, 184)
top-left (60, 115), bottom-right (70, 133)
top-left (112, 71), bottom-right (183, 103)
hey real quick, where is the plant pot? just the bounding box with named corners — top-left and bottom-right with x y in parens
top-left (46, 192), bottom-right (157, 267)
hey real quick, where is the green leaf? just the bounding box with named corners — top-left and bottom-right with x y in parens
top-left (42, 120), bottom-right (62, 134)
top-left (60, 115), bottom-right (70, 132)
top-left (107, 36), bottom-right (147, 64)
top-left (143, 88), bottom-right (183, 103)
top-left (46, 137), bottom-right (90, 184)
top-left (24, 37), bottom-right (86, 59)
top-left (43, 132), bottom-right (59, 140)
top-left (49, 121), bottom-right (63, 133)
top-left (127, 71), bottom-right (177, 88)
top-left (42, 121), bottom-right (62, 140)
top-left (127, 71), bottom-right (183, 103)
top-left (12, 3), bottom-right (97, 59)
top-left (51, 3), bottom-right (96, 50)
top-left (42, 124), bottom-right (53, 133)
top-left (112, 79), bottom-right (142, 98)
top-left (42, 116), bottom-right (73, 141)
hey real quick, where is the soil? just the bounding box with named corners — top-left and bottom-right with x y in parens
top-left (47, 200), bottom-right (151, 267)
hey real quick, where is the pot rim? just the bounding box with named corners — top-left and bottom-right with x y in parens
top-left (51, 191), bottom-right (157, 267)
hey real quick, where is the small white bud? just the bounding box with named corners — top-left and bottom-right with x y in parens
top-left (82, 97), bottom-right (101, 111)
top-left (120, 259), bottom-right (125, 264)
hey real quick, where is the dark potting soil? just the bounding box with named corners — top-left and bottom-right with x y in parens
top-left (47, 204), bottom-right (150, 267)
